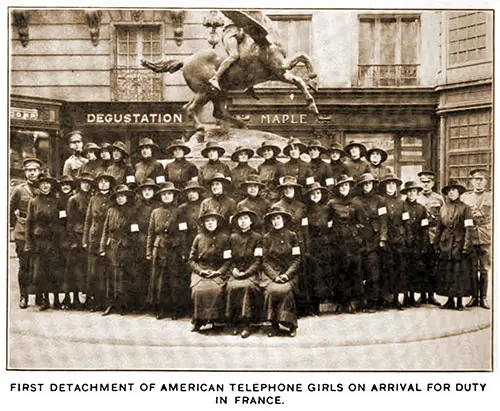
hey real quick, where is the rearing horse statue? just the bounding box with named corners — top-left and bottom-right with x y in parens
top-left (141, 10), bottom-right (319, 141)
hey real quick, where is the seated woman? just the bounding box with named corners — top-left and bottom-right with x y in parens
top-left (188, 210), bottom-right (231, 332)
top-left (261, 206), bottom-right (301, 337)
top-left (225, 208), bottom-right (263, 338)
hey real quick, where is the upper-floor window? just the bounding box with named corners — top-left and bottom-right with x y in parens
top-left (358, 15), bottom-right (420, 87)
top-left (448, 12), bottom-right (488, 66)
top-left (113, 25), bottom-right (163, 101)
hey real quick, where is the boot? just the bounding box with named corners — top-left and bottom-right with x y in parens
top-left (19, 296), bottom-right (28, 309)
top-left (267, 322), bottom-right (279, 337)
top-left (288, 326), bottom-right (297, 338)
top-left (480, 298), bottom-right (490, 310)
top-left (466, 296), bottom-right (479, 308)
top-left (402, 293), bottom-right (410, 308)
top-left (61, 294), bottom-right (71, 310)
top-left (191, 321), bottom-right (202, 332)
top-left (35, 294), bottom-right (43, 306)
top-left (39, 294), bottom-right (50, 311)
top-left (441, 297), bottom-right (455, 310)
top-left (241, 326), bottom-right (251, 339)
top-left (53, 293), bottom-right (61, 310)
top-left (456, 297), bottom-right (464, 311)
top-left (392, 294), bottom-right (404, 311)
top-left (416, 293), bottom-right (428, 305)
top-left (479, 273), bottom-right (490, 309)
top-left (427, 293), bottom-right (441, 306)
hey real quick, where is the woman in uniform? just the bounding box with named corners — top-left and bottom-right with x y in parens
top-left (435, 180), bottom-right (474, 311)
top-left (134, 137), bottom-right (165, 185)
top-left (177, 180), bottom-right (205, 261)
top-left (198, 141), bottom-right (231, 189)
top-left (188, 210), bottom-right (231, 332)
top-left (199, 173), bottom-right (236, 223)
top-left (25, 173), bottom-right (61, 311)
top-left (225, 208), bottom-right (262, 338)
top-left (307, 140), bottom-right (332, 188)
top-left (261, 206), bottom-right (301, 337)
top-left (277, 137), bottom-right (312, 187)
top-left (230, 146), bottom-right (257, 202)
top-left (366, 147), bottom-right (392, 182)
top-left (164, 139), bottom-right (199, 191)
top-left (256, 141), bottom-right (282, 203)
top-left (236, 174), bottom-right (269, 232)
top-left (106, 141), bottom-right (135, 185)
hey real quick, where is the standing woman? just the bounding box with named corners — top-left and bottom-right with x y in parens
top-left (106, 141), bottom-right (135, 185)
top-left (65, 172), bottom-right (93, 310)
top-left (225, 208), bottom-right (263, 338)
top-left (261, 206), bottom-right (301, 337)
top-left (134, 137), bottom-right (165, 185)
top-left (199, 173), bottom-right (236, 222)
top-left (277, 137), bottom-right (312, 187)
top-left (307, 139), bottom-right (332, 188)
top-left (177, 180), bottom-right (205, 259)
top-left (198, 141), bottom-right (231, 189)
top-left (366, 147), bottom-right (392, 182)
top-left (25, 173), bottom-right (61, 311)
top-left (230, 146), bottom-right (257, 202)
top-left (164, 139), bottom-right (199, 190)
top-left (256, 141), bottom-right (282, 203)
top-left (146, 182), bottom-right (187, 320)
top-left (80, 142), bottom-right (102, 178)
top-left (83, 172), bottom-right (115, 311)
top-left (188, 210), bottom-right (231, 332)
top-left (236, 174), bottom-right (270, 232)
top-left (95, 143), bottom-right (112, 177)
top-left (435, 180), bottom-right (475, 311)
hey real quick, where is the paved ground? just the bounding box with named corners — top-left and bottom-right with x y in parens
top-left (7, 247), bottom-right (492, 370)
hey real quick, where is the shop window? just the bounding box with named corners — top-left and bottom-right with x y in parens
top-left (113, 25), bottom-right (163, 101)
top-left (358, 15), bottom-right (420, 87)
top-left (447, 110), bottom-right (492, 184)
top-left (448, 12), bottom-right (488, 66)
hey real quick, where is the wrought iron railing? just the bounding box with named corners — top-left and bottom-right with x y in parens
top-left (358, 64), bottom-right (419, 87)
top-left (111, 68), bottom-right (163, 101)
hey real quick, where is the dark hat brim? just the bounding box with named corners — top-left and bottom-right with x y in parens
top-left (95, 174), bottom-right (117, 185)
top-left (110, 190), bottom-right (136, 202)
top-left (326, 147), bottom-right (347, 157)
top-left (112, 145), bottom-right (130, 157)
top-left (137, 182), bottom-right (159, 191)
top-left (401, 185), bottom-right (423, 194)
top-left (256, 145), bottom-right (281, 157)
top-left (37, 177), bottom-right (59, 187)
top-left (199, 212), bottom-right (225, 223)
top-left (231, 149), bottom-right (255, 162)
top-left (156, 187), bottom-right (180, 196)
top-left (231, 210), bottom-right (258, 227)
top-left (344, 142), bottom-right (367, 156)
top-left (278, 183), bottom-right (302, 189)
top-left (335, 178), bottom-right (356, 188)
top-left (264, 210), bottom-right (292, 225)
top-left (305, 185), bottom-right (328, 196)
top-left (380, 177), bottom-right (402, 186)
top-left (201, 146), bottom-right (225, 158)
top-left (366, 148), bottom-right (388, 163)
top-left (441, 184), bottom-right (466, 195)
top-left (240, 180), bottom-right (265, 189)
top-left (356, 177), bottom-right (378, 186)
top-left (165, 144), bottom-right (191, 158)
top-left (307, 144), bottom-right (328, 154)
top-left (283, 143), bottom-right (307, 157)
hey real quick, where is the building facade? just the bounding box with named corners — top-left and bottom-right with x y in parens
top-left (9, 9), bottom-right (493, 187)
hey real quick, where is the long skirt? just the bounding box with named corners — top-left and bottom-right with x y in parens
top-left (335, 251), bottom-right (363, 304)
top-left (381, 245), bottom-right (408, 294)
top-left (263, 282), bottom-right (297, 328)
top-left (64, 245), bottom-right (87, 292)
top-left (87, 253), bottom-right (109, 307)
top-left (30, 240), bottom-right (59, 295)
top-left (408, 250), bottom-right (428, 293)
top-left (306, 250), bottom-right (333, 303)
top-left (191, 278), bottom-right (225, 323)
top-left (436, 257), bottom-right (474, 297)
top-left (148, 249), bottom-right (189, 316)
top-left (419, 248), bottom-right (440, 293)
top-left (225, 278), bottom-right (262, 324)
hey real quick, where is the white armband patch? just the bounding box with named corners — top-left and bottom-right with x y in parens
top-left (292, 246), bottom-right (301, 256)
top-left (325, 178), bottom-right (334, 186)
top-left (306, 177), bottom-right (315, 185)
top-left (464, 219), bottom-right (474, 227)
top-left (254, 247), bottom-right (263, 257)
top-left (378, 207), bottom-right (387, 216)
top-left (301, 217), bottom-right (309, 226)
top-left (156, 176), bottom-right (165, 184)
top-left (402, 212), bottom-right (410, 221)
top-left (59, 210), bottom-right (67, 218)
top-left (126, 175), bottom-right (135, 184)
top-left (223, 249), bottom-right (232, 259)
top-left (328, 220), bottom-right (333, 228)
top-left (130, 224), bottom-right (139, 232)
top-left (178, 222), bottom-right (188, 231)
top-left (421, 219), bottom-right (429, 227)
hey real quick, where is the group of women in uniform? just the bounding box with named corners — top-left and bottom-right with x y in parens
top-left (13, 135), bottom-right (479, 338)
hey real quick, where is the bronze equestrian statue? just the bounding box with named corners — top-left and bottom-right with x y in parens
top-left (141, 10), bottom-right (319, 141)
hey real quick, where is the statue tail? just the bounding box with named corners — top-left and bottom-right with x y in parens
top-left (140, 58), bottom-right (184, 74)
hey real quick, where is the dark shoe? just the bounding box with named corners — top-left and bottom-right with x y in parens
top-left (480, 298), bottom-right (490, 310)
top-left (456, 300), bottom-right (464, 311)
top-left (231, 327), bottom-right (240, 336)
top-left (417, 294), bottom-right (428, 305)
top-left (35, 294), bottom-right (43, 306)
top-left (347, 302), bottom-right (356, 314)
top-left (466, 297), bottom-right (479, 308)
top-left (39, 301), bottom-right (50, 312)
top-left (191, 323), bottom-right (201, 332)
top-left (101, 305), bottom-right (113, 316)
top-left (19, 297), bottom-right (28, 309)
top-left (441, 298), bottom-right (455, 310)
top-left (407, 296), bottom-right (418, 307)
top-left (288, 327), bottom-right (297, 338)
top-left (241, 328), bottom-right (251, 339)
top-left (427, 296), bottom-right (441, 306)
top-left (53, 299), bottom-right (61, 310)
top-left (267, 325), bottom-right (279, 337)
top-left (392, 299), bottom-right (404, 311)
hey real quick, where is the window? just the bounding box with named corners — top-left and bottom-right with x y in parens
top-left (113, 25), bottom-right (163, 101)
top-left (447, 110), bottom-right (492, 184)
top-left (358, 15), bottom-right (420, 87)
top-left (448, 12), bottom-right (488, 66)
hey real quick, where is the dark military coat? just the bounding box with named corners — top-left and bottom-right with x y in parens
top-left (345, 158), bottom-right (370, 181)
top-left (165, 158), bottom-right (199, 190)
top-left (199, 194), bottom-right (236, 221)
top-left (383, 193), bottom-right (407, 247)
top-left (10, 181), bottom-right (39, 242)
top-left (309, 158), bottom-right (332, 186)
top-left (417, 190), bottom-right (444, 244)
top-left (146, 203), bottom-right (183, 260)
top-left (106, 161), bottom-right (135, 185)
top-left (25, 193), bottom-right (61, 253)
top-left (231, 163), bottom-right (257, 200)
top-left (368, 163), bottom-right (392, 181)
top-left (67, 190), bottom-right (91, 247)
top-left (177, 200), bottom-right (203, 256)
top-left (135, 197), bottom-right (160, 259)
top-left (352, 190), bottom-right (388, 252)
top-left (328, 160), bottom-right (349, 182)
top-left (257, 158), bottom-right (281, 201)
top-left (276, 158), bottom-right (313, 186)
top-left (228, 230), bottom-right (262, 284)
top-left (83, 192), bottom-right (113, 254)
top-left (199, 160), bottom-right (231, 188)
top-left (328, 194), bottom-right (365, 252)
top-left (403, 199), bottom-right (429, 254)
top-left (80, 160), bottom-right (102, 178)
top-left (134, 159), bottom-right (165, 185)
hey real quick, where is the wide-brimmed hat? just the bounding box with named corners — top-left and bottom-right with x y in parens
top-left (77, 172), bottom-right (95, 184)
top-left (100, 142), bottom-right (112, 153)
top-left (283, 137), bottom-right (307, 157)
top-left (110, 184), bottom-right (135, 202)
top-left (366, 147), bottom-right (388, 163)
top-left (379, 173), bottom-right (402, 187)
top-left (335, 174), bottom-right (356, 188)
top-left (111, 141), bottom-right (129, 157)
top-left (68, 130), bottom-right (83, 143)
top-left (231, 146), bottom-right (254, 162)
top-left (82, 142), bottom-right (100, 156)
top-left (356, 173), bottom-right (378, 186)
top-left (326, 142), bottom-right (346, 157)
top-left (23, 158), bottom-right (42, 169)
top-left (136, 178), bottom-right (159, 192)
top-left (231, 207), bottom-right (258, 227)
top-left (308, 139), bottom-right (328, 154)
top-left (256, 141), bottom-right (281, 157)
top-left (344, 140), bottom-right (367, 157)
top-left (198, 209), bottom-right (225, 224)
top-left (138, 137), bottom-right (159, 149)
top-left (201, 141), bottom-right (225, 158)
top-left (240, 174), bottom-right (265, 189)
top-left (278, 175), bottom-right (302, 189)
top-left (305, 181), bottom-right (328, 196)
top-left (58, 174), bottom-right (78, 189)
top-left (469, 168), bottom-right (489, 178)
top-left (417, 170), bottom-right (436, 180)
top-left (208, 172), bottom-right (231, 187)
top-left (156, 181), bottom-right (180, 196)
top-left (37, 173), bottom-right (59, 188)
top-left (400, 181), bottom-right (423, 194)
top-left (264, 206), bottom-right (292, 226)
top-left (182, 180), bottom-right (204, 193)
top-left (165, 139), bottom-right (191, 158)
top-left (95, 172), bottom-right (116, 186)
top-left (441, 179), bottom-right (466, 195)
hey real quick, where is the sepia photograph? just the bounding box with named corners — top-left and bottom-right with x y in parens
top-left (7, 6), bottom-right (493, 371)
